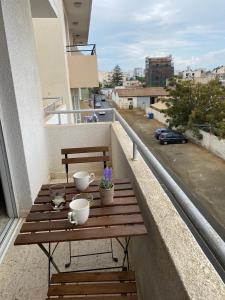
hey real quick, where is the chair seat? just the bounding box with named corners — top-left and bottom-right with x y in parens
top-left (47, 271), bottom-right (138, 299)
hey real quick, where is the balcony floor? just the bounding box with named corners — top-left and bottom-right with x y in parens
top-left (0, 222), bottom-right (125, 299)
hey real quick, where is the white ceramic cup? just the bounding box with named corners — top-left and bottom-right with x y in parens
top-left (73, 171), bottom-right (95, 191)
top-left (68, 198), bottom-right (90, 225)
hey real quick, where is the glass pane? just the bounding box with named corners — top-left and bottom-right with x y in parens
top-left (0, 178), bottom-right (10, 235)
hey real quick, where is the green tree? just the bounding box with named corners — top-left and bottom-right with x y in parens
top-left (163, 79), bottom-right (225, 138)
top-left (111, 65), bottom-right (123, 87)
top-left (102, 79), bottom-right (113, 88)
top-left (135, 76), bottom-right (146, 87)
top-left (91, 82), bottom-right (102, 95)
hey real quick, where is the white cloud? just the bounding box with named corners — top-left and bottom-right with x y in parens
top-left (177, 25), bottom-right (225, 37)
top-left (134, 1), bottom-right (180, 25)
top-left (91, 0), bottom-right (225, 71)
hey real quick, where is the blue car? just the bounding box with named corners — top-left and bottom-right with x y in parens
top-left (154, 128), bottom-right (173, 139)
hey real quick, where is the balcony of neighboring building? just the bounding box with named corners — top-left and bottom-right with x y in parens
top-left (67, 43), bottom-right (99, 89)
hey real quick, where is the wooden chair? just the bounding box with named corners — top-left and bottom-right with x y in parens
top-left (61, 146), bottom-right (116, 268)
top-left (46, 271), bottom-right (138, 299)
top-left (61, 146), bottom-right (110, 182)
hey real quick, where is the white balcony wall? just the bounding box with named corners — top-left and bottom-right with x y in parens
top-left (111, 122), bottom-right (225, 300)
top-left (45, 123), bottom-right (111, 179)
top-left (0, 0), bottom-right (49, 216)
top-left (32, 16), bottom-right (72, 109)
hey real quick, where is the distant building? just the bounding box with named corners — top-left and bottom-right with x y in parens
top-left (145, 56), bottom-right (174, 87)
top-left (182, 67), bottom-right (216, 84)
top-left (212, 66), bottom-right (225, 85)
top-left (112, 87), bottom-right (168, 109)
top-left (123, 80), bottom-right (142, 88)
top-left (134, 67), bottom-right (144, 77)
top-left (98, 71), bottom-right (113, 85)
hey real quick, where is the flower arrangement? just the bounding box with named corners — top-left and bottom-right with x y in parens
top-left (99, 167), bottom-right (113, 189)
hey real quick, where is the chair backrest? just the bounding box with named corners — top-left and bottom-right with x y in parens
top-left (61, 146), bottom-right (110, 182)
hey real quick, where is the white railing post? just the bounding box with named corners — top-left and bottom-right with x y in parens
top-left (132, 142), bottom-right (139, 161)
top-left (112, 109), bottom-right (116, 122)
top-left (58, 113), bottom-right (61, 125)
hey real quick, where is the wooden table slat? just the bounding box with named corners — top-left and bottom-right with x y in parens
top-left (15, 224), bottom-right (147, 245)
top-left (21, 214), bottom-right (144, 233)
top-left (31, 197), bottom-right (137, 213)
top-left (41, 178), bottom-right (131, 190)
top-left (38, 184), bottom-right (133, 197)
top-left (26, 205), bottom-right (140, 222)
top-left (35, 190), bottom-right (135, 204)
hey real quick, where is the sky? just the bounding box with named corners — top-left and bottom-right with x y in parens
top-left (89, 0), bottom-right (225, 72)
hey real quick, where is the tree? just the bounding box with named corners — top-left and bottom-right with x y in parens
top-left (135, 76), bottom-right (146, 87)
top-left (91, 82), bottom-right (102, 95)
top-left (111, 65), bottom-right (123, 87)
top-left (163, 79), bottom-right (225, 138)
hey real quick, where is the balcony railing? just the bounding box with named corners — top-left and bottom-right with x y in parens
top-left (42, 97), bottom-right (63, 115)
top-left (46, 107), bottom-right (225, 274)
top-left (66, 44), bottom-right (96, 55)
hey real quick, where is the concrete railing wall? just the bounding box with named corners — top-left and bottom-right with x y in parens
top-left (147, 107), bottom-right (225, 161)
top-left (111, 122), bottom-right (225, 300)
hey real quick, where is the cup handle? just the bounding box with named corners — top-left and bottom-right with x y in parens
top-left (68, 211), bottom-right (77, 224)
top-left (89, 173), bottom-right (95, 184)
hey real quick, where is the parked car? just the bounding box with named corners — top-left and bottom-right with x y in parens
top-left (159, 132), bottom-right (188, 145)
top-left (98, 111), bottom-right (106, 115)
top-left (95, 102), bottom-right (101, 108)
top-left (101, 96), bottom-right (106, 101)
top-left (155, 128), bottom-right (173, 139)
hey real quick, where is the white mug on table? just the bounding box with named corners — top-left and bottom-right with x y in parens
top-left (73, 171), bottom-right (95, 191)
top-left (68, 198), bottom-right (90, 225)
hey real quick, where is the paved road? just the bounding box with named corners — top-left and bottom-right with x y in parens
top-left (118, 109), bottom-right (225, 239)
top-left (95, 99), bottom-right (114, 122)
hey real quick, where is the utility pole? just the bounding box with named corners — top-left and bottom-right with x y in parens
top-left (93, 94), bottom-right (96, 109)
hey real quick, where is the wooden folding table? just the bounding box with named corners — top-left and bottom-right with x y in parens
top-left (14, 179), bottom-right (147, 284)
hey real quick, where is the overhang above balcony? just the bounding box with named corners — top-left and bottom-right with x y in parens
top-left (63, 0), bottom-right (92, 44)
top-left (30, 0), bottom-right (58, 18)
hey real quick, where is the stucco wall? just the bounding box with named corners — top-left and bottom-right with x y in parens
top-left (32, 17), bottom-right (72, 109)
top-left (111, 122), bottom-right (225, 300)
top-left (146, 106), bottom-right (168, 124)
top-left (68, 55), bottom-right (99, 88)
top-left (137, 96), bottom-right (150, 109)
top-left (0, 0), bottom-right (49, 216)
top-left (45, 123), bottom-right (111, 178)
top-left (186, 130), bottom-right (225, 161)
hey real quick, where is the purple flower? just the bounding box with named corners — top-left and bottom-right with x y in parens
top-left (100, 167), bottom-right (113, 189)
top-left (104, 167), bottom-right (112, 181)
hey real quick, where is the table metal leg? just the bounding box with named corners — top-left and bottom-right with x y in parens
top-left (115, 237), bottom-right (131, 271)
top-left (38, 243), bottom-right (60, 286)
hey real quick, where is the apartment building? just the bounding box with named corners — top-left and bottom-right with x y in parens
top-left (145, 55), bottom-right (174, 87)
top-left (0, 1), bottom-right (225, 299)
top-left (0, 0), bottom-right (98, 247)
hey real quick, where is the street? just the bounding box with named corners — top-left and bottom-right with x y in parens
top-left (117, 108), bottom-right (225, 240)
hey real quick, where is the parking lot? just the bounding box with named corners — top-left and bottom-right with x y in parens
top-left (119, 109), bottom-right (225, 238)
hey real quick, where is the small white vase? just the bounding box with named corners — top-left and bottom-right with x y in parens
top-left (99, 184), bottom-right (114, 206)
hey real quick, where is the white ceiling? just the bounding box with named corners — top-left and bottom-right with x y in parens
top-left (63, 0), bottom-right (92, 44)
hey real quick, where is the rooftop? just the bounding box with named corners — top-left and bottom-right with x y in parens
top-left (115, 87), bottom-right (168, 97)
